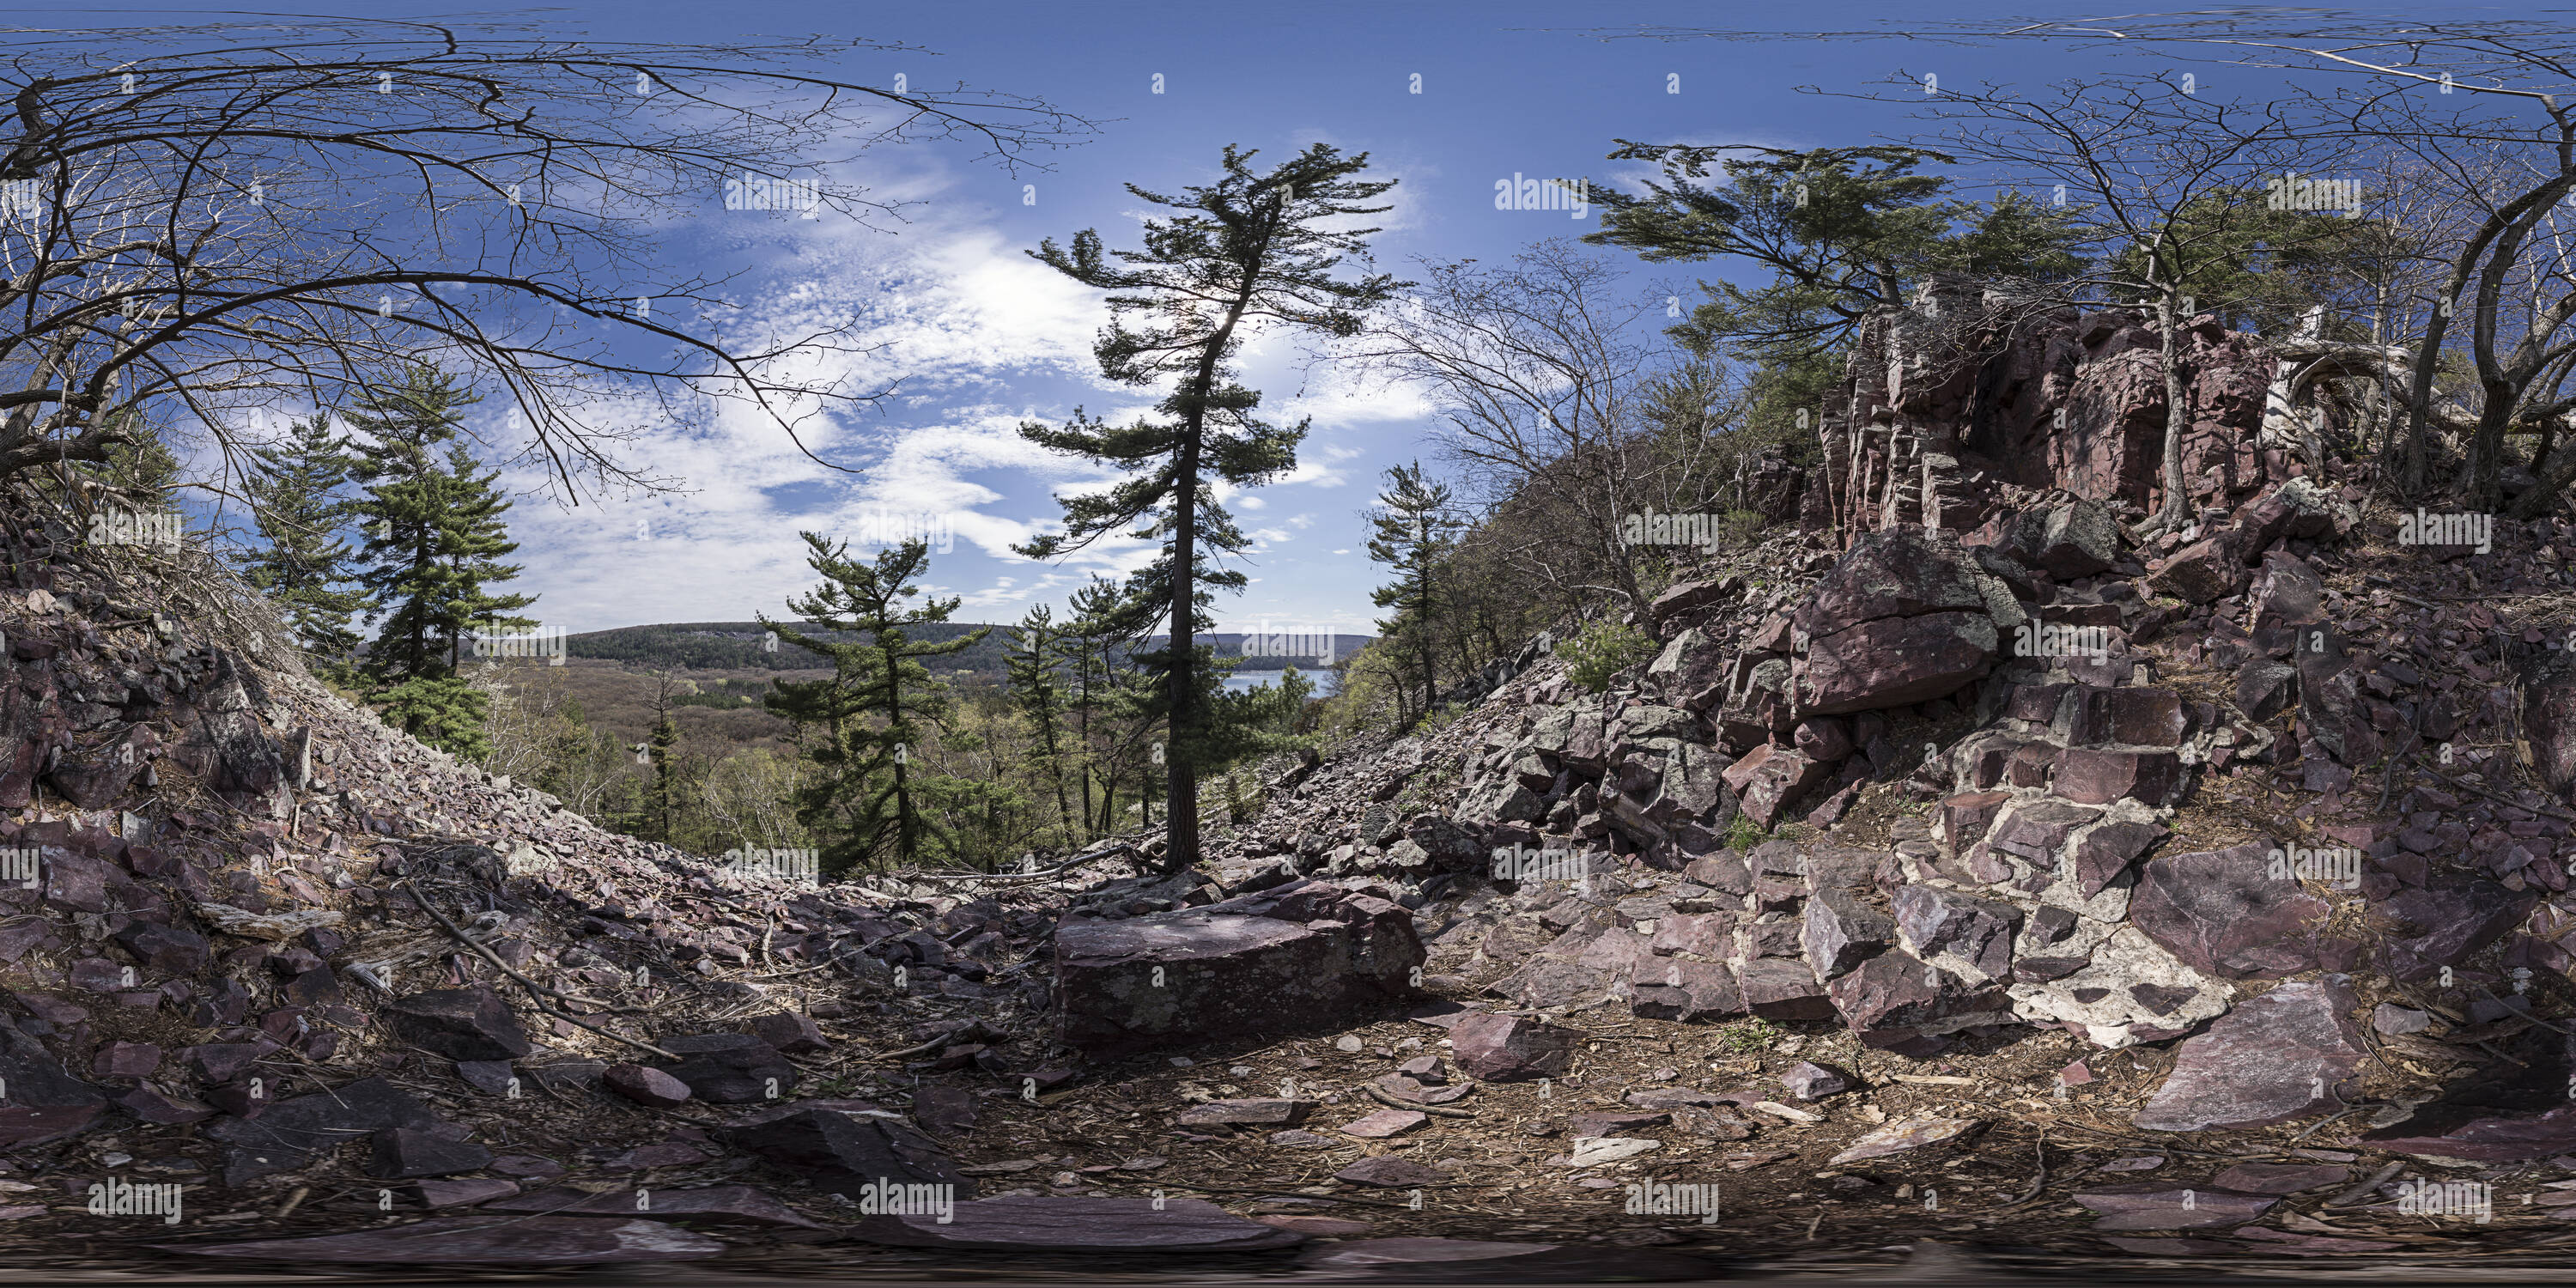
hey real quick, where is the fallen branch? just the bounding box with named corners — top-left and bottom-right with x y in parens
top-left (399, 879), bottom-right (677, 1061)
top-left (1365, 1083), bottom-right (1476, 1118)
top-left (2329, 1160), bottom-right (2404, 1208)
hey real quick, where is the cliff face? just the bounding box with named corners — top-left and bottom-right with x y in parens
top-left (1807, 276), bottom-right (2342, 550)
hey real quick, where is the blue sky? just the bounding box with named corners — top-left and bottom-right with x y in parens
top-left (121, 1), bottom-right (2348, 635)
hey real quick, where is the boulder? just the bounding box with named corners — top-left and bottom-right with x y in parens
top-left (2145, 538), bottom-right (2242, 604)
top-left (1627, 957), bottom-right (1745, 1021)
top-left (2128, 842), bottom-right (2327, 978)
top-left (1827, 950), bottom-right (2014, 1047)
top-left (2067, 688), bottom-right (2188, 748)
top-left (2016, 500), bottom-right (2121, 580)
top-left (2236, 659), bottom-right (2298, 720)
top-left (2052, 747), bottom-right (2184, 806)
top-left (1736, 957), bottom-right (1837, 1021)
top-left (654, 1034), bottom-right (794, 1104)
top-left (1054, 879), bottom-right (1424, 1055)
top-left (1801, 888), bottom-right (1893, 980)
top-left (1720, 745), bottom-right (1831, 829)
top-left (367, 1127), bottom-right (495, 1180)
top-left (2133, 975), bottom-right (2365, 1132)
top-left (2248, 551), bottom-right (2324, 630)
top-left (604, 1063), bottom-right (692, 1109)
top-left (382, 987), bottom-right (533, 1062)
top-left (1800, 613), bottom-right (1999, 716)
top-left (1449, 1013), bottom-right (1582, 1082)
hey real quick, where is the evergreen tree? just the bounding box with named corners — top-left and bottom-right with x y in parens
top-left (759, 535), bottom-right (990, 874)
top-left (240, 412), bottom-right (368, 676)
top-left (347, 364), bottom-right (479, 683)
top-left (343, 364), bottom-right (537, 756)
top-left (1004, 605), bottom-right (1075, 840)
top-left (434, 440), bottom-right (539, 671)
top-left (641, 671), bottom-right (689, 844)
top-left (1365, 461), bottom-right (1456, 725)
top-left (1061, 575), bottom-right (1128, 838)
top-left (1017, 142), bottom-right (1401, 873)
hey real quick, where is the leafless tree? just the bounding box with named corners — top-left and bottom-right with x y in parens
top-left (1344, 240), bottom-right (1729, 635)
top-left (0, 15), bottom-right (1091, 553)
top-left (1886, 74), bottom-right (2354, 535)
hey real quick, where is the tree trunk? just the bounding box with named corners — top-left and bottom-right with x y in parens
top-left (2154, 290), bottom-right (2191, 530)
top-left (1165, 429), bottom-right (1201, 873)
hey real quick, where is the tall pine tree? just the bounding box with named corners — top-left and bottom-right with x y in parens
top-left (1016, 143), bottom-right (1400, 872)
top-left (343, 364), bottom-right (537, 758)
top-left (1004, 605), bottom-right (1074, 841)
top-left (760, 535), bottom-right (989, 875)
top-left (241, 412), bottom-right (368, 677)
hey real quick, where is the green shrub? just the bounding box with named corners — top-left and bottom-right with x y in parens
top-left (1710, 1017), bottom-right (1783, 1054)
top-left (1552, 619), bottom-right (1661, 694)
top-left (1722, 813), bottom-right (1767, 851)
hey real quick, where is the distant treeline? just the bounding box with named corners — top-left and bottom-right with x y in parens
top-left (561, 622), bottom-right (1368, 680)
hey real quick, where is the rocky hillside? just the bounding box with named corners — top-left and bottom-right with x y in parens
top-left (9, 279), bottom-right (2576, 1276)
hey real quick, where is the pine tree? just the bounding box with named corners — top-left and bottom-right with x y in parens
top-left (347, 364), bottom-right (479, 684)
top-left (1366, 461), bottom-right (1456, 726)
top-left (432, 440), bottom-right (538, 671)
top-left (240, 412), bottom-right (369, 677)
top-left (1017, 143), bottom-right (1401, 873)
top-left (1062, 575), bottom-right (1127, 838)
top-left (343, 364), bottom-right (537, 757)
top-left (1004, 605), bottom-right (1075, 842)
top-left (641, 671), bottom-right (688, 844)
top-left (760, 535), bottom-right (990, 874)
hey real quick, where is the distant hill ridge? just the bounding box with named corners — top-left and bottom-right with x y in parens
top-left (562, 622), bottom-right (1370, 677)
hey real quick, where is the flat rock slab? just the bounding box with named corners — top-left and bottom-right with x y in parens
top-left (1177, 1097), bottom-right (1313, 1126)
top-left (165, 1215), bottom-right (724, 1263)
top-left (1336, 1156), bottom-right (1453, 1188)
top-left (1564, 1136), bottom-right (1661, 1167)
top-left (0, 1103), bottom-right (103, 1148)
top-left (483, 1184), bottom-right (820, 1228)
top-left (854, 1194), bottom-right (1303, 1252)
top-left (2100, 1236), bottom-right (2246, 1256)
top-left (2210, 1163), bottom-right (2351, 1194)
top-left (2133, 975), bottom-right (2363, 1132)
top-left (1296, 1236), bottom-right (1710, 1281)
top-left (1829, 1118), bottom-right (1980, 1164)
top-left (1340, 1109), bottom-right (1427, 1139)
top-left (2128, 843), bottom-right (2327, 979)
top-left (1449, 1013), bottom-right (1583, 1081)
top-left (407, 1178), bottom-right (520, 1209)
top-left (2075, 1185), bottom-right (2276, 1230)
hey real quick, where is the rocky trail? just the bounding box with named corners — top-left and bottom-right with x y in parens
top-left (14, 283), bottom-right (2576, 1279)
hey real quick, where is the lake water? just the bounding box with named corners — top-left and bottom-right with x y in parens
top-left (1224, 669), bottom-right (1340, 696)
